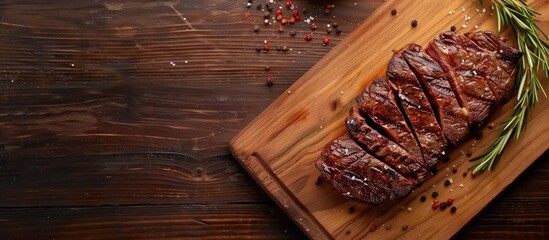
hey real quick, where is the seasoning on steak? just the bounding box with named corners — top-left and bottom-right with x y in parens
top-left (465, 31), bottom-right (522, 103)
top-left (346, 106), bottom-right (428, 182)
top-left (425, 31), bottom-right (497, 127)
top-left (315, 134), bottom-right (415, 204)
top-left (356, 77), bottom-right (425, 167)
top-left (387, 51), bottom-right (448, 166)
top-left (402, 44), bottom-right (469, 145)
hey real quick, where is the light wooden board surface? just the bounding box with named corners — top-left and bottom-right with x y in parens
top-left (230, 0), bottom-right (549, 239)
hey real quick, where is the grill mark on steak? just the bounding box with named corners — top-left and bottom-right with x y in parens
top-left (425, 31), bottom-right (497, 127)
top-left (387, 52), bottom-right (448, 167)
top-left (315, 134), bottom-right (415, 204)
top-left (402, 44), bottom-right (469, 145)
top-left (465, 31), bottom-right (522, 103)
top-left (356, 77), bottom-right (426, 167)
top-left (346, 106), bottom-right (428, 182)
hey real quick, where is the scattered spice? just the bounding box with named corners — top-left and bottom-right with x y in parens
top-left (336, 27), bottom-right (342, 34)
top-left (370, 224), bottom-right (377, 232)
top-left (285, 1), bottom-right (292, 8)
top-left (282, 45), bottom-right (289, 51)
top-left (265, 66), bottom-right (270, 71)
top-left (253, 25), bottom-right (260, 32)
top-left (290, 30), bottom-right (296, 36)
top-left (430, 168), bottom-right (438, 175)
top-left (411, 20), bottom-right (418, 27)
top-left (450, 206), bottom-right (457, 213)
top-left (407, 207), bottom-right (412, 212)
top-left (324, 8), bottom-right (331, 15)
top-left (281, 18), bottom-right (288, 25)
top-left (266, 4), bottom-right (273, 11)
top-left (391, 8), bottom-right (397, 15)
top-left (420, 195), bottom-right (427, 202)
top-left (444, 179), bottom-right (451, 186)
top-left (263, 44), bottom-right (270, 52)
top-left (276, 9), bottom-right (282, 16)
top-left (311, 22), bottom-right (318, 30)
top-left (432, 191), bottom-right (439, 198)
top-left (471, 171), bottom-right (478, 179)
top-left (278, 25), bottom-right (284, 32)
top-left (440, 202), bottom-right (448, 210)
top-left (466, 150), bottom-right (472, 157)
top-left (305, 33), bottom-right (312, 41)
top-left (326, 4), bottom-right (334, 9)
top-left (276, 15), bottom-right (283, 21)
top-left (451, 25), bottom-right (456, 31)
top-left (266, 78), bottom-right (273, 87)
top-left (402, 225), bottom-right (409, 231)
top-left (462, 172), bottom-right (468, 177)
top-left (348, 206), bottom-right (355, 213)
top-left (452, 167), bottom-right (458, 173)
top-left (447, 198), bottom-right (454, 206)
top-left (256, 46), bottom-right (262, 52)
top-left (326, 27), bottom-right (333, 33)
top-left (432, 200), bottom-right (440, 210)
top-left (256, 4), bottom-right (262, 10)
top-left (289, 17), bottom-right (296, 24)
top-left (385, 224), bottom-right (391, 230)
top-left (264, 19), bottom-right (269, 25)
top-left (264, 11), bottom-right (270, 19)
top-left (488, 122), bottom-right (495, 129)
top-left (332, 22), bottom-right (339, 27)
top-left (323, 37), bottom-right (330, 45)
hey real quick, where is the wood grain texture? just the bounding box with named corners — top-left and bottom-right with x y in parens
top-left (0, 0), bottom-right (547, 239)
top-left (231, 0), bottom-right (549, 239)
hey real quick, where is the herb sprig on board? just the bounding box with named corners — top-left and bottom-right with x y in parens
top-left (471, 0), bottom-right (549, 173)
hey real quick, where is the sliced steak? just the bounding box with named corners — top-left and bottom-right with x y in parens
top-left (425, 31), bottom-right (497, 127)
top-left (315, 134), bottom-right (415, 204)
top-left (402, 44), bottom-right (469, 145)
top-left (465, 31), bottom-right (522, 103)
top-left (387, 52), bottom-right (448, 167)
top-left (346, 106), bottom-right (428, 182)
top-left (356, 77), bottom-right (425, 168)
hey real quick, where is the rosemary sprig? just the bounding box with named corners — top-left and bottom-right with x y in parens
top-left (470, 0), bottom-right (549, 173)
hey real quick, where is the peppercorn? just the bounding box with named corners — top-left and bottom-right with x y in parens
top-left (286, 1), bottom-right (292, 8)
top-left (370, 224), bottom-right (377, 232)
top-left (385, 224), bottom-right (391, 230)
top-left (326, 4), bottom-right (334, 9)
top-left (326, 27), bottom-right (333, 33)
top-left (348, 206), bottom-right (355, 213)
top-left (432, 200), bottom-right (440, 209)
top-left (452, 167), bottom-right (458, 173)
top-left (444, 179), bottom-right (451, 186)
top-left (278, 25), bottom-right (284, 32)
top-left (263, 44), bottom-right (270, 52)
top-left (332, 22), bottom-right (339, 27)
top-left (488, 122), bottom-right (495, 129)
top-left (440, 202), bottom-right (448, 210)
top-left (451, 25), bottom-right (457, 31)
top-left (314, 176), bottom-right (322, 185)
top-left (311, 22), bottom-right (318, 30)
top-left (463, 172), bottom-right (468, 177)
top-left (289, 17), bottom-right (295, 24)
top-left (466, 150), bottom-right (472, 157)
top-left (253, 25), bottom-right (260, 32)
top-left (256, 46), bottom-right (262, 52)
top-left (266, 78), bottom-right (273, 87)
top-left (336, 27), bottom-right (342, 34)
top-left (264, 11), bottom-right (270, 19)
top-left (290, 30), bottom-right (296, 36)
top-left (430, 168), bottom-right (438, 175)
top-left (282, 45), bottom-right (288, 51)
top-left (305, 33), bottom-right (312, 41)
top-left (420, 195), bottom-right (427, 202)
top-left (324, 8), bottom-right (330, 15)
top-left (450, 206), bottom-right (457, 213)
top-left (411, 20), bottom-right (418, 27)
top-left (265, 66), bottom-right (270, 71)
top-left (276, 15), bottom-right (283, 21)
top-left (402, 225), bottom-right (408, 231)
top-left (256, 4), bottom-right (262, 10)
top-left (292, 9), bottom-right (299, 16)
top-left (295, 15), bottom-right (301, 21)
top-left (266, 4), bottom-right (273, 11)
top-left (264, 19), bottom-right (269, 25)
top-left (447, 198), bottom-right (454, 206)
top-left (471, 171), bottom-right (478, 179)
top-left (276, 9), bottom-right (283, 16)
top-left (323, 37), bottom-right (330, 45)
top-left (432, 191), bottom-right (439, 198)
top-left (391, 8), bottom-right (397, 15)
top-left (281, 19), bottom-right (287, 25)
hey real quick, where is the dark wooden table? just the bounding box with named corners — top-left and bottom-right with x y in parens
top-left (0, 0), bottom-right (547, 239)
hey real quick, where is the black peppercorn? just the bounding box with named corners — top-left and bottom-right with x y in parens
top-left (466, 150), bottom-right (472, 157)
top-left (265, 66), bottom-right (270, 71)
top-left (282, 46), bottom-right (288, 52)
top-left (432, 191), bottom-right (439, 198)
top-left (332, 22), bottom-right (339, 27)
top-left (450, 206), bottom-right (457, 213)
top-left (420, 195), bottom-right (427, 202)
top-left (264, 11), bottom-right (270, 19)
top-left (463, 172), bottom-right (468, 177)
top-left (266, 4), bottom-right (273, 11)
top-left (402, 225), bottom-right (408, 231)
top-left (348, 206), bottom-right (355, 213)
top-left (336, 27), bottom-right (342, 34)
top-left (391, 8), bottom-right (397, 15)
top-left (254, 25), bottom-right (260, 32)
top-left (411, 20), bottom-right (418, 27)
top-left (256, 4), bottom-right (262, 10)
top-left (452, 168), bottom-right (458, 173)
top-left (451, 25), bottom-right (456, 31)
top-left (315, 176), bottom-right (322, 185)
top-left (290, 30), bottom-right (296, 36)
top-left (266, 79), bottom-right (273, 87)
top-left (256, 46), bottom-right (262, 52)
top-left (440, 202), bottom-right (448, 210)
top-left (326, 27), bottom-right (333, 33)
top-left (444, 179), bottom-right (451, 186)
top-left (324, 8), bottom-right (330, 15)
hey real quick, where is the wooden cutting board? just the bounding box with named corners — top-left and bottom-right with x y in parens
top-left (230, 0), bottom-right (549, 239)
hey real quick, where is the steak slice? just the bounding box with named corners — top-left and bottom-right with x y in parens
top-left (465, 31), bottom-right (522, 103)
top-left (387, 52), bottom-right (448, 167)
top-left (346, 106), bottom-right (428, 182)
top-left (425, 31), bottom-right (497, 127)
top-left (356, 77), bottom-right (425, 168)
top-left (315, 134), bottom-right (415, 204)
top-left (402, 44), bottom-right (469, 145)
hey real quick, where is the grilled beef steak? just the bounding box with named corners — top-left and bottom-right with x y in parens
top-left (317, 31), bottom-right (521, 204)
top-left (315, 134), bottom-right (415, 204)
top-left (402, 44), bottom-right (469, 145)
top-left (346, 106), bottom-right (428, 182)
top-left (356, 77), bottom-right (426, 167)
top-left (387, 52), bottom-right (448, 167)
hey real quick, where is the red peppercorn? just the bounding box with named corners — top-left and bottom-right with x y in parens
top-left (292, 9), bottom-right (299, 16)
top-left (276, 9), bottom-right (282, 16)
top-left (263, 44), bottom-right (270, 52)
top-left (471, 171), bottom-right (478, 179)
top-left (281, 19), bottom-right (288, 25)
top-left (369, 224), bottom-right (377, 232)
top-left (286, 1), bottom-right (292, 8)
top-left (295, 15), bottom-right (301, 21)
top-left (289, 17), bottom-right (296, 24)
top-left (311, 22), bottom-right (318, 30)
top-left (326, 4), bottom-right (334, 9)
top-left (323, 37), bottom-right (330, 45)
top-left (432, 200), bottom-right (440, 210)
top-left (305, 33), bottom-right (312, 41)
top-left (276, 15), bottom-right (283, 21)
top-left (447, 198), bottom-right (454, 206)
top-left (277, 25), bottom-right (284, 32)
